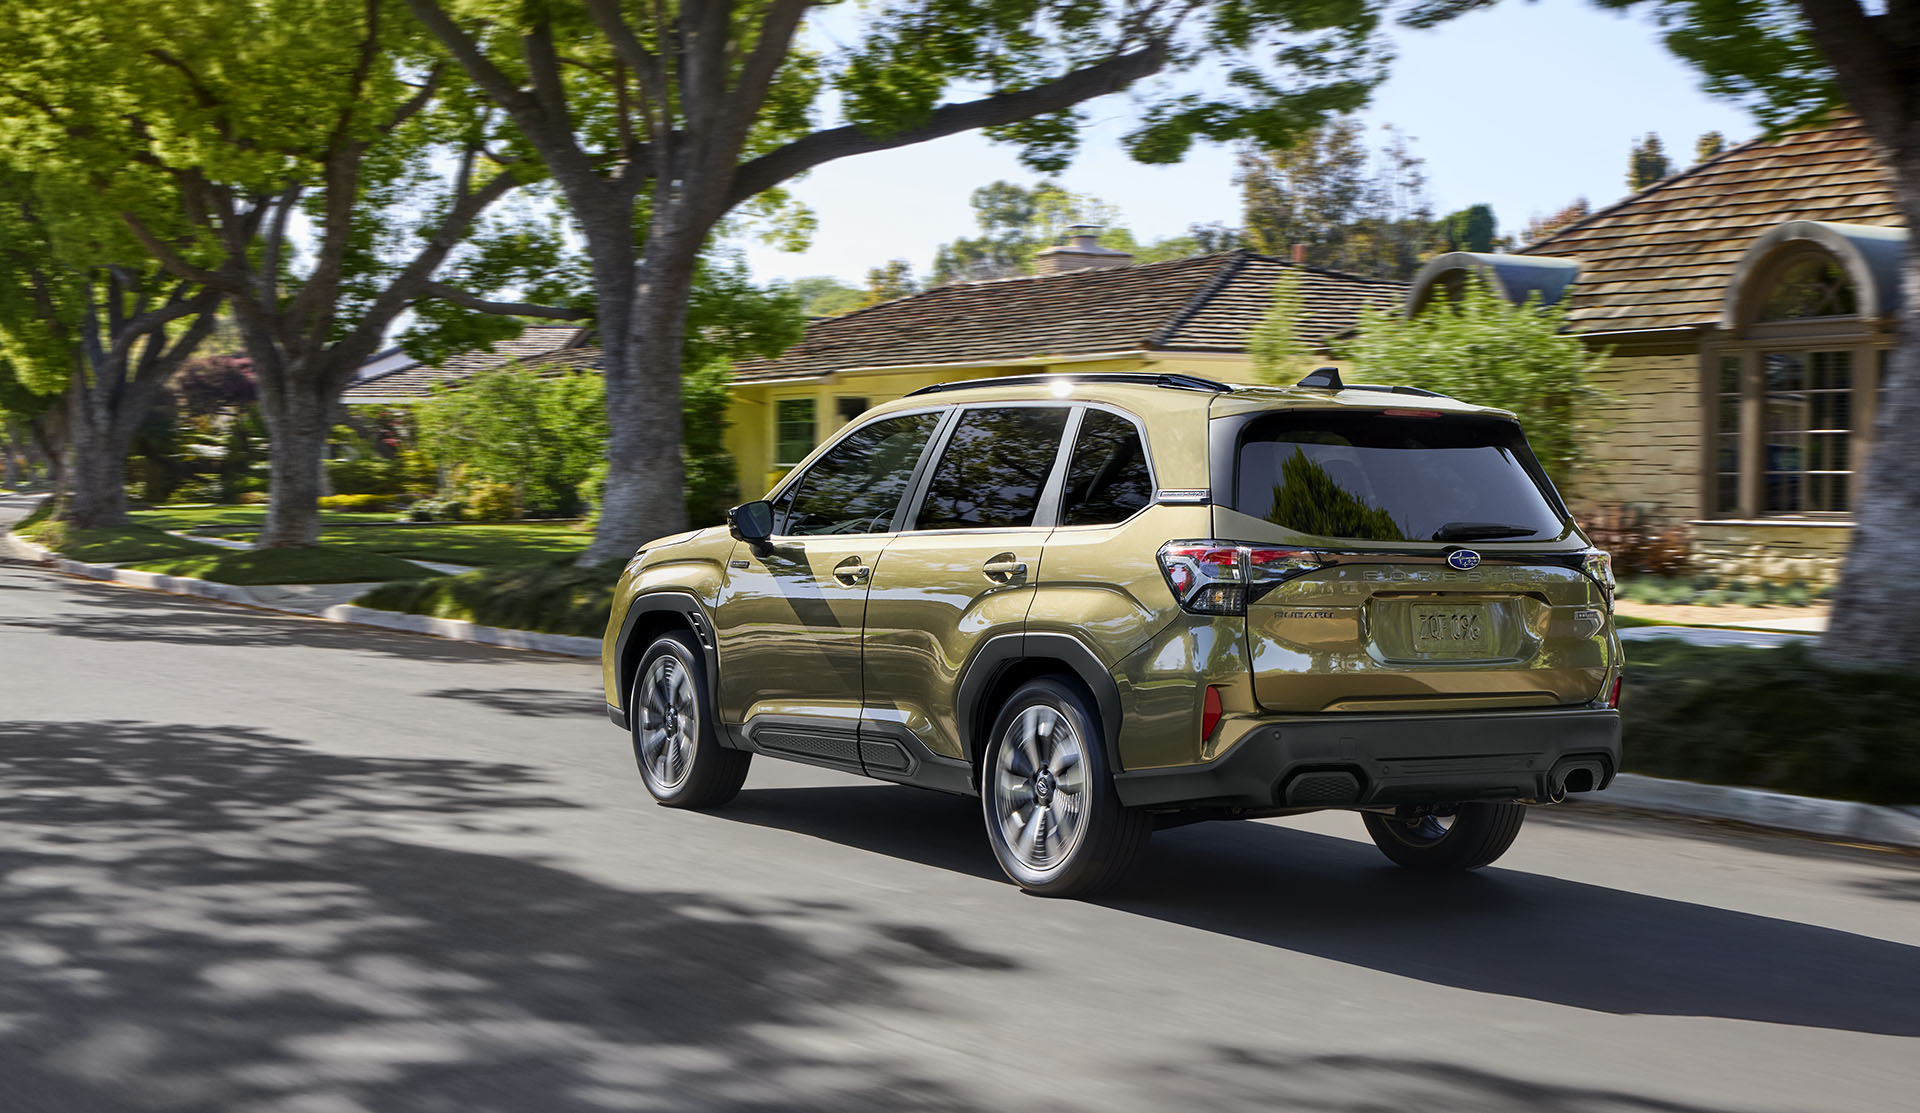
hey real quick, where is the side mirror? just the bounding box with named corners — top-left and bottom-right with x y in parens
top-left (727, 500), bottom-right (775, 545)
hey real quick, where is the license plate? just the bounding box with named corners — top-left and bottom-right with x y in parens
top-left (1411, 604), bottom-right (1490, 655)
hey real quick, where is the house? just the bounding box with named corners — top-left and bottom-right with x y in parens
top-left (338, 240), bottom-right (1406, 508)
top-left (341, 325), bottom-right (594, 404)
top-left (1404, 118), bottom-right (1906, 583)
top-left (724, 239), bottom-right (1405, 494)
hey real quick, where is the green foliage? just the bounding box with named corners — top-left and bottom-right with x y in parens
top-left (1247, 268), bottom-right (1318, 383)
top-left (466, 481), bottom-right (519, 523)
top-left (1238, 116), bottom-right (1437, 280)
top-left (418, 368), bottom-right (605, 518)
top-left (861, 260), bottom-right (919, 305)
top-left (785, 276), bottom-right (866, 318)
top-left (355, 559), bottom-right (624, 638)
top-left (1627, 132), bottom-right (1673, 190)
top-left (1435, 204), bottom-right (1497, 253)
top-left (1695, 130), bottom-right (1727, 162)
top-left (1618, 574), bottom-right (1829, 608)
top-left (1620, 640), bottom-right (1920, 805)
top-left (1342, 273), bottom-right (1609, 483)
top-left (128, 547), bottom-right (437, 585)
top-left (317, 493), bottom-right (404, 512)
top-left (928, 180), bottom-right (1133, 283)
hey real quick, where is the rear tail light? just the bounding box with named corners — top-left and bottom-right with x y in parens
top-left (1157, 541), bottom-right (1324, 615)
top-left (1607, 675), bottom-right (1624, 709)
top-left (1582, 549), bottom-right (1616, 609)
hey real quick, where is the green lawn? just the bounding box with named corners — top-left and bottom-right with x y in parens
top-left (17, 519), bottom-right (222, 563)
top-left (1620, 639), bottom-right (1920, 805)
top-left (128, 546), bottom-right (438, 585)
top-left (126, 507), bottom-right (592, 567)
top-left (355, 559), bottom-right (623, 637)
top-left (129, 505), bottom-right (395, 534)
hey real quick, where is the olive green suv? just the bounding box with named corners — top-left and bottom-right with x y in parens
top-left (603, 370), bottom-right (1622, 896)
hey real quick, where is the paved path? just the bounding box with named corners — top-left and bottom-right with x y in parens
top-left (3, 497), bottom-right (1917, 1112)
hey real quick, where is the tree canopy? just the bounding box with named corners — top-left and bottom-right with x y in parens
top-left (1237, 114), bottom-right (1437, 279)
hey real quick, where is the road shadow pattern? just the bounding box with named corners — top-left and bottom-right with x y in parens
top-left (726, 783), bottom-right (1920, 1038)
top-left (0, 720), bottom-right (1010, 1111)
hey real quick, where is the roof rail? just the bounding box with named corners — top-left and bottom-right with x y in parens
top-left (1294, 366), bottom-right (1448, 400)
top-left (905, 371), bottom-right (1234, 397)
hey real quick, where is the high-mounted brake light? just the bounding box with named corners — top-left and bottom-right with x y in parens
top-left (1383, 408), bottom-right (1444, 418)
top-left (1157, 541), bottom-right (1325, 615)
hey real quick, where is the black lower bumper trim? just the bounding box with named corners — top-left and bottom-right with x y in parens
top-left (1113, 708), bottom-right (1622, 810)
top-left (606, 702), bottom-right (628, 730)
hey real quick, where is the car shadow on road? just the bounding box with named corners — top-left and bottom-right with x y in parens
top-left (0, 720), bottom-right (1004, 1112)
top-left (723, 782), bottom-right (1920, 1038)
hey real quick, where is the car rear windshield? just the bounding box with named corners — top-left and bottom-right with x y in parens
top-left (1232, 412), bottom-right (1568, 543)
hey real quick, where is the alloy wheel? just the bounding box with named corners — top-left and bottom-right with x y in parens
top-left (637, 654), bottom-right (697, 790)
top-left (991, 705), bottom-right (1090, 871)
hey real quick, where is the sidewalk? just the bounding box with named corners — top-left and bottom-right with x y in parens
top-left (1614, 598), bottom-right (1828, 634)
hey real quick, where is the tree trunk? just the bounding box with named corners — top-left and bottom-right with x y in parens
top-left (58, 390), bottom-right (131, 529)
top-left (256, 371), bottom-right (335, 547)
top-left (1817, 177), bottom-right (1920, 670)
top-left (580, 240), bottom-right (699, 565)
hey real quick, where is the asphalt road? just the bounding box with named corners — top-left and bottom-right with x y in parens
top-left (3, 497), bottom-right (1917, 1112)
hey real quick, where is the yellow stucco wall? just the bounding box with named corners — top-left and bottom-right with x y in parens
top-left (722, 353), bottom-right (1290, 500)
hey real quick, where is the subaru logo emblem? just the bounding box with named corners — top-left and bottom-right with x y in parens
top-left (1447, 549), bottom-right (1482, 571)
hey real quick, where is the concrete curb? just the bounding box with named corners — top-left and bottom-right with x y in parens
top-left (2, 529), bottom-right (600, 661)
top-left (1573, 773), bottom-right (1920, 851)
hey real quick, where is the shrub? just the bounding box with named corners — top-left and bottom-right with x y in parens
top-left (319, 492), bottom-right (399, 511)
top-left (1584, 504), bottom-right (1691, 576)
top-left (236, 491), bottom-right (270, 506)
top-left (1340, 272), bottom-right (1609, 486)
top-left (402, 497), bottom-right (465, 522)
top-left (468, 481), bottom-right (519, 522)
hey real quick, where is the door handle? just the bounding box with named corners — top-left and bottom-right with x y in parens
top-left (833, 558), bottom-right (871, 585)
top-left (983, 558), bottom-right (1028, 583)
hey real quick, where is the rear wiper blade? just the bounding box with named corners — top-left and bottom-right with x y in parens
top-left (1431, 521), bottom-right (1536, 541)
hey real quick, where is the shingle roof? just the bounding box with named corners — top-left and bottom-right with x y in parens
top-left (731, 252), bottom-right (1404, 383)
top-left (342, 325), bottom-right (590, 401)
top-left (1521, 118), bottom-right (1903, 334)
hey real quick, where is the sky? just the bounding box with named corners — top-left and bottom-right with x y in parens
top-left (735, 0), bottom-right (1758, 287)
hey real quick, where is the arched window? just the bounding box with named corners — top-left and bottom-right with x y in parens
top-left (1709, 232), bottom-right (1890, 520)
top-left (1758, 256), bottom-right (1858, 320)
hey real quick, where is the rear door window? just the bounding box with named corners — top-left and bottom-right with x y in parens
top-left (780, 411), bottom-right (942, 535)
top-left (1233, 412), bottom-right (1568, 543)
top-left (914, 406), bottom-right (1071, 530)
top-left (1060, 409), bottom-right (1153, 526)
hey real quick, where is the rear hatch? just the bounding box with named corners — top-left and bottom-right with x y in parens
top-left (1214, 407), bottom-right (1612, 713)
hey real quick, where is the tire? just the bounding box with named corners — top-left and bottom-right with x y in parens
top-left (1361, 802), bottom-right (1527, 871)
top-left (629, 630), bottom-right (750, 809)
top-left (981, 678), bottom-right (1150, 898)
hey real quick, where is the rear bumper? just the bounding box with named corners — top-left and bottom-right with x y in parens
top-left (1112, 707), bottom-right (1621, 810)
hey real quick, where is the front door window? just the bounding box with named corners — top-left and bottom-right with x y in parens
top-left (780, 412), bottom-right (942, 535)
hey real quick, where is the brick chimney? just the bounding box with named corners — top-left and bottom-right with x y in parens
top-left (1291, 243), bottom-right (1307, 265)
top-left (1033, 224), bottom-right (1134, 276)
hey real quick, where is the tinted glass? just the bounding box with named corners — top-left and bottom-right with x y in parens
top-left (916, 406), bottom-right (1070, 530)
top-left (782, 412), bottom-right (940, 535)
top-left (1234, 413), bottom-right (1567, 542)
top-left (1061, 410), bottom-right (1153, 526)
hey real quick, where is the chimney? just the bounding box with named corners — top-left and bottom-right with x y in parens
top-left (1291, 243), bottom-right (1307, 265)
top-left (1033, 223), bottom-right (1134, 276)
